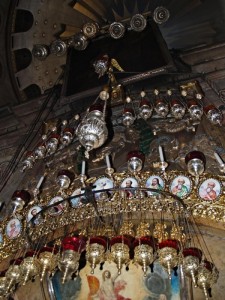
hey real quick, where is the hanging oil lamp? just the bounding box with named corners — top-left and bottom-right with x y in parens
top-left (187, 99), bottom-right (203, 120)
top-left (122, 108), bottom-right (135, 127)
top-left (139, 91), bottom-right (152, 120)
top-left (21, 151), bottom-right (35, 171)
top-left (170, 98), bottom-right (185, 119)
top-left (158, 239), bottom-right (180, 279)
top-left (20, 251), bottom-right (40, 285)
top-left (5, 258), bottom-right (23, 292)
top-left (34, 142), bottom-right (46, 159)
top-left (76, 104), bottom-right (108, 158)
top-left (133, 236), bottom-right (155, 276)
top-left (110, 236), bottom-right (131, 275)
top-left (86, 236), bottom-right (107, 274)
top-left (204, 104), bottom-right (223, 126)
top-left (46, 134), bottom-right (60, 155)
top-left (11, 190), bottom-right (31, 214)
top-left (183, 247), bottom-right (202, 287)
top-left (185, 151), bottom-right (205, 185)
top-left (58, 236), bottom-right (86, 283)
top-left (0, 270), bottom-right (10, 299)
top-left (196, 260), bottom-right (219, 300)
top-left (154, 89), bottom-right (169, 118)
top-left (38, 246), bottom-right (59, 281)
top-left (61, 128), bottom-right (74, 145)
top-left (127, 151), bottom-right (145, 173)
top-left (56, 170), bottom-right (75, 190)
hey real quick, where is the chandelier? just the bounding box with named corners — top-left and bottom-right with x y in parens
top-left (0, 52), bottom-right (224, 299)
top-left (1, 145), bottom-right (224, 300)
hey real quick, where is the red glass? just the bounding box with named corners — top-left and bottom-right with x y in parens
top-left (49, 134), bottom-right (60, 140)
top-left (10, 257), bottom-right (23, 265)
top-left (203, 104), bottom-right (216, 114)
top-left (140, 99), bottom-right (150, 107)
top-left (133, 236), bottom-right (157, 250)
top-left (127, 150), bottom-right (145, 163)
top-left (63, 127), bottom-right (74, 135)
top-left (183, 247), bottom-right (202, 260)
top-left (110, 235), bottom-right (131, 247)
top-left (38, 246), bottom-right (58, 255)
top-left (89, 236), bottom-right (107, 248)
top-left (202, 260), bottom-right (214, 272)
top-left (185, 151), bottom-right (206, 165)
top-left (11, 190), bottom-right (31, 203)
top-left (123, 108), bottom-right (134, 115)
top-left (159, 239), bottom-right (180, 251)
top-left (187, 99), bottom-right (198, 108)
top-left (25, 251), bottom-right (37, 258)
top-left (155, 98), bottom-right (165, 105)
top-left (89, 104), bottom-right (104, 112)
top-left (171, 99), bottom-right (180, 106)
top-left (62, 236), bottom-right (86, 252)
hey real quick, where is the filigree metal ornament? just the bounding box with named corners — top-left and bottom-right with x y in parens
top-left (109, 22), bottom-right (125, 39)
top-left (50, 40), bottom-right (67, 56)
top-left (82, 22), bottom-right (99, 38)
top-left (61, 128), bottom-right (74, 145)
top-left (127, 151), bottom-right (145, 173)
top-left (56, 170), bottom-right (74, 190)
top-left (46, 134), bottom-right (60, 155)
top-left (72, 33), bottom-right (89, 50)
top-left (153, 6), bottom-right (170, 24)
top-left (32, 44), bottom-right (49, 60)
top-left (130, 14), bottom-right (147, 32)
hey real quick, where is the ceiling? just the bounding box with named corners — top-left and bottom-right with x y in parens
top-left (0, 0), bottom-right (225, 112)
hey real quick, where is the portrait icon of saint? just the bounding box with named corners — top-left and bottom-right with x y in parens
top-left (146, 176), bottom-right (164, 196)
top-left (121, 177), bottom-right (138, 199)
top-left (70, 188), bottom-right (85, 207)
top-left (93, 177), bottom-right (114, 200)
top-left (170, 176), bottom-right (191, 199)
top-left (27, 205), bottom-right (43, 225)
top-left (6, 218), bottom-right (22, 239)
top-left (48, 196), bottom-right (65, 216)
top-left (199, 179), bottom-right (221, 201)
